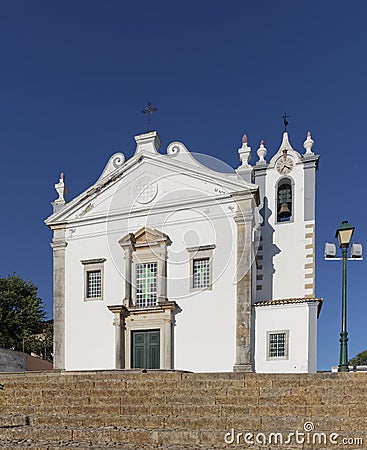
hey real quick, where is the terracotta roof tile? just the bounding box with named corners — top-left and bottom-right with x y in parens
top-left (254, 297), bottom-right (323, 317)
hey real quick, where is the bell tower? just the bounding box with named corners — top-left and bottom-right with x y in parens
top-left (236, 129), bottom-right (322, 372)
top-left (249, 130), bottom-right (319, 301)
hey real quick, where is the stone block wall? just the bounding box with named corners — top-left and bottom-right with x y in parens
top-left (0, 371), bottom-right (366, 449)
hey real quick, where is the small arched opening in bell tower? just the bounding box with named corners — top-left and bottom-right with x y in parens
top-left (276, 178), bottom-right (293, 223)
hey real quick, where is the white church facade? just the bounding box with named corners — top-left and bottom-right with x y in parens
top-left (45, 128), bottom-right (322, 373)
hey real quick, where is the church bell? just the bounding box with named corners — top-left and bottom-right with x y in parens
top-left (278, 202), bottom-right (291, 219)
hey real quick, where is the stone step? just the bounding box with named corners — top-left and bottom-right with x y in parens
top-left (1, 374), bottom-right (365, 390)
top-left (0, 392), bottom-right (367, 412)
top-left (2, 385), bottom-right (363, 397)
top-left (29, 412), bottom-right (348, 432)
top-left (1, 382), bottom-right (364, 398)
top-left (2, 424), bottom-right (366, 449)
top-left (1, 370), bottom-right (364, 384)
top-left (1, 403), bottom-right (365, 424)
top-left (2, 390), bottom-right (367, 411)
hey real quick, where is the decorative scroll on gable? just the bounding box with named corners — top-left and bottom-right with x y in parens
top-left (97, 152), bottom-right (126, 181)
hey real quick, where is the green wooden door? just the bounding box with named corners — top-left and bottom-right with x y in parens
top-left (131, 330), bottom-right (160, 369)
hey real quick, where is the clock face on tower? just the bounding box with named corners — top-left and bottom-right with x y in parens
top-left (276, 156), bottom-right (294, 175)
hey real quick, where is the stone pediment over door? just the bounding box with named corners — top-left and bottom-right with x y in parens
top-left (118, 227), bottom-right (171, 250)
top-left (134, 227), bottom-right (171, 248)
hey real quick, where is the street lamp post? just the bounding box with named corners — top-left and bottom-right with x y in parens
top-left (325, 221), bottom-right (362, 372)
top-left (335, 221), bottom-right (355, 372)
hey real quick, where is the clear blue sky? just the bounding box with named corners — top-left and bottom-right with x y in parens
top-left (0, 1), bottom-right (365, 370)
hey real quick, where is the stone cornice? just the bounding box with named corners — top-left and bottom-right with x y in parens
top-left (303, 154), bottom-right (320, 169)
top-left (48, 223), bottom-right (67, 231)
top-left (108, 301), bottom-right (182, 317)
top-left (107, 305), bottom-right (129, 316)
top-left (48, 194), bottom-right (240, 230)
top-left (230, 189), bottom-right (260, 207)
top-left (81, 258), bottom-right (107, 265)
top-left (128, 301), bottom-right (182, 315)
top-left (253, 163), bottom-right (269, 174)
top-left (186, 244), bottom-right (216, 253)
top-left (50, 240), bottom-right (68, 250)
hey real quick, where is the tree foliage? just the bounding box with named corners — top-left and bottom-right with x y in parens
top-left (28, 321), bottom-right (53, 362)
top-left (0, 274), bottom-right (47, 355)
top-left (349, 350), bottom-right (367, 366)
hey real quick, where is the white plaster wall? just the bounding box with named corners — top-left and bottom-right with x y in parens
top-left (63, 161), bottom-right (242, 372)
top-left (166, 211), bottom-right (238, 372)
top-left (64, 231), bottom-right (118, 370)
top-left (254, 303), bottom-right (316, 373)
top-left (174, 286), bottom-right (236, 372)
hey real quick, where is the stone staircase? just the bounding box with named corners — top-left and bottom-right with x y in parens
top-left (0, 371), bottom-right (366, 449)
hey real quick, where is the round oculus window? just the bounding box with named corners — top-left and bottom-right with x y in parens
top-left (135, 178), bottom-right (158, 204)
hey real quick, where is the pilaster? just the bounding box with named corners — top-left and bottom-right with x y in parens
top-left (157, 243), bottom-right (168, 302)
top-left (231, 193), bottom-right (256, 372)
top-left (253, 163), bottom-right (268, 211)
top-left (107, 305), bottom-right (129, 369)
top-left (118, 233), bottom-right (135, 307)
top-left (303, 155), bottom-right (319, 222)
top-left (50, 225), bottom-right (68, 370)
top-left (236, 167), bottom-right (253, 184)
top-left (159, 301), bottom-right (180, 369)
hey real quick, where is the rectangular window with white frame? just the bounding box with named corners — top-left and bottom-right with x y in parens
top-left (187, 244), bottom-right (215, 292)
top-left (81, 258), bottom-right (106, 302)
top-left (136, 262), bottom-right (157, 307)
top-left (267, 330), bottom-right (289, 360)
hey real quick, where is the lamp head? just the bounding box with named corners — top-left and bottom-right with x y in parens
top-left (335, 220), bottom-right (355, 248)
top-left (324, 242), bottom-right (336, 258)
top-left (351, 243), bottom-right (363, 259)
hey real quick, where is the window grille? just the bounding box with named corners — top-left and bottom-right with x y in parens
top-left (87, 270), bottom-right (102, 298)
top-left (136, 262), bottom-right (157, 307)
top-left (269, 332), bottom-right (286, 357)
top-left (193, 258), bottom-right (210, 288)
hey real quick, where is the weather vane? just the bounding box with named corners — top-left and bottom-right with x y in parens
top-left (282, 112), bottom-right (291, 131)
top-left (142, 101), bottom-right (158, 132)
